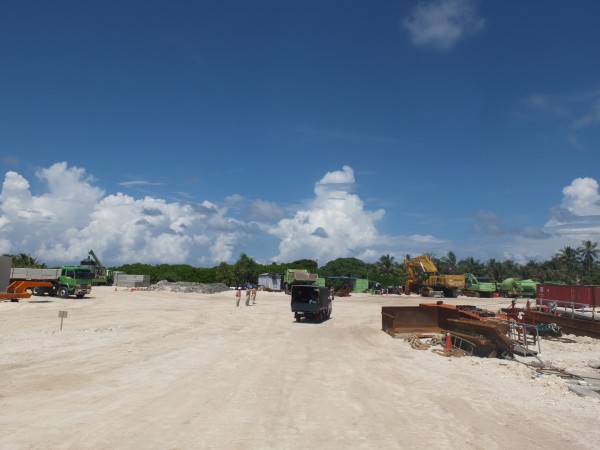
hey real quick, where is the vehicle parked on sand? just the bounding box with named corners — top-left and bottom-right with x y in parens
top-left (283, 268), bottom-right (319, 294)
top-left (499, 278), bottom-right (537, 298)
top-left (403, 254), bottom-right (465, 298)
top-left (463, 273), bottom-right (497, 298)
top-left (10, 266), bottom-right (93, 298)
top-left (80, 250), bottom-right (114, 286)
top-left (291, 285), bottom-right (332, 322)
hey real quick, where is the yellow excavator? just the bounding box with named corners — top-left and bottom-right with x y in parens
top-left (403, 254), bottom-right (465, 298)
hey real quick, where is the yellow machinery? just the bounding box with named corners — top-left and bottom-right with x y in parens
top-left (403, 254), bottom-right (465, 298)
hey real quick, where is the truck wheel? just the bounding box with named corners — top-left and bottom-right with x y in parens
top-left (76, 294), bottom-right (85, 299)
top-left (58, 286), bottom-right (69, 298)
top-left (32, 287), bottom-right (43, 296)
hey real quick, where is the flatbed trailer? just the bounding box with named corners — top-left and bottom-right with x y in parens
top-left (0, 281), bottom-right (54, 302)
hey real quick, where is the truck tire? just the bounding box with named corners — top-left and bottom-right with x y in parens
top-left (32, 287), bottom-right (43, 296)
top-left (76, 294), bottom-right (85, 299)
top-left (57, 286), bottom-right (69, 298)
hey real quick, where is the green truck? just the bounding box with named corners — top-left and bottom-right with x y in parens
top-left (282, 269), bottom-right (319, 294)
top-left (10, 266), bottom-right (93, 298)
top-left (80, 250), bottom-right (114, 285)
top-left (462, 273), bottom-right (497, 298)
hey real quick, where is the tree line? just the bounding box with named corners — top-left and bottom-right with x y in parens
top-left (4, 240), bottom-right (599, 287)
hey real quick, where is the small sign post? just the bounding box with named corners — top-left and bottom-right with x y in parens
top-left (58, 310), bottom-right (68, 330)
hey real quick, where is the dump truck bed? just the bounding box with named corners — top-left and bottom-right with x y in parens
top-left (10, 268), bottom-right (61, 280)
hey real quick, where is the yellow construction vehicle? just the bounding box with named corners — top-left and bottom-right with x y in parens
top-left (403, 254), bottom-right (465, 298)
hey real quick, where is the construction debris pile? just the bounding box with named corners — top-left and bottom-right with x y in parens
top-left (382, 302), bottom-right (538, 358)
top-left (383, 301), bottom-right (600, 398)
top-left (146, 280), bottom-right (230, 294)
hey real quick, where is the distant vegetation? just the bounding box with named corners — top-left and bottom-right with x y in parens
top-left (4, 240), bottom-right (599, 287)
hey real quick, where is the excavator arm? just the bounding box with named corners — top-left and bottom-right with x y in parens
top-left (403, 254), bottom-right (464, 297)
top-left (404, 254), bottom-right (438, 294)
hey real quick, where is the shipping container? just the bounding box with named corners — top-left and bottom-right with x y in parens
top-left (536, 284), bottom-right (600, 307)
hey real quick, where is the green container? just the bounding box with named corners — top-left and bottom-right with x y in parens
top-left (354, 278), bottom-right (369, 293)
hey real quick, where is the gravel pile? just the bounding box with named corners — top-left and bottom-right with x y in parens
top-left (147, 280), bottom-right (230, 294)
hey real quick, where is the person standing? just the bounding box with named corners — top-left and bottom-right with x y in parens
top-left (235, 288), bottom-right (242, 307)
top-left (245, 287), bottom-right (251, 306)
top-left (251, 287), bottom-right (257, 304)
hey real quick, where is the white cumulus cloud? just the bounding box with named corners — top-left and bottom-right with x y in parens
top-left (0, 162), bottom-right (396, 267)
top-left (268, 165), bottom-right (385, 263)
top-left (0, 162), bottom-right (253, 266)
top-left (558, 177), bottom-right (600, 217)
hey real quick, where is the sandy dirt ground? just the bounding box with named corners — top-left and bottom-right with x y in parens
top-left (1, 286), bottom-right (600, 450)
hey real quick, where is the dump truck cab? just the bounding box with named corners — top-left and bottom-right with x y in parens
top-left (291, 285), bottom-right (332, 322)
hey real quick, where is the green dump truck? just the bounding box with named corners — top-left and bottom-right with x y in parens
top-left (283, 268), bottom-right (319, 294)
top-left (10, 266), bottom-right (93, 298)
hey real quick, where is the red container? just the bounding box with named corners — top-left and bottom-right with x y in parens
top-left (536, 284), bottom-right (600, 307)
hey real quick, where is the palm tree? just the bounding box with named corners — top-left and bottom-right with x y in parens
top-left (578, 240), bottom-right (599, 277)
top-left (440, 251), bottom-right (457, 274)
top-left (554, 246), bottom-right (581, 284)
top-left (557, 246), bottom-right (580, 270)
top-left (518, 260), bottom-right (539, 280)
top-left (376, 254), bottom-right (399, 277)
top-left (7, 253), bottom-right (44, 268)
top-left (485, 258), bottom-right (504, 282)
top-left (457, 256), bottom-right (482, 275)
top-left (500, 260), bottom-right (517, 280)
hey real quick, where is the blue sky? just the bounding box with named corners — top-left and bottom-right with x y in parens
top-left (1, 0), bottom-right (599, 268)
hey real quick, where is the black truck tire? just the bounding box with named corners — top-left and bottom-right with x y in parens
top-left (57, 286), bottom-right (69, 298)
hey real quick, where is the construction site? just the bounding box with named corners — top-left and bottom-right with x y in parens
top-left (1, 282), bottom-right (600, 449)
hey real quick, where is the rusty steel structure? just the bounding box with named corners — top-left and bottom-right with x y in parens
top-left (506, 284), bottom-right (600, 339)
top-left (382, 302), bottom-right (518, 357)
